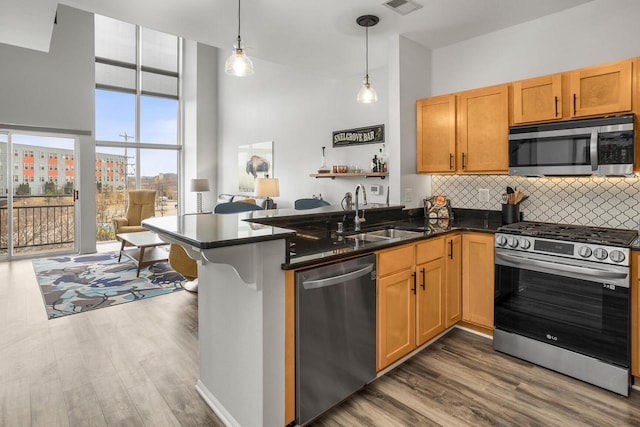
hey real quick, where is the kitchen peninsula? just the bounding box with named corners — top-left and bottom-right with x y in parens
top-left (142, 205), bottom-right (501, 426)
top-left (143, 212), bottom-right (295, 427)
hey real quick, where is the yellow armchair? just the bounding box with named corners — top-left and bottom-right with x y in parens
top-left (112, 189), bottom-right (157, 238)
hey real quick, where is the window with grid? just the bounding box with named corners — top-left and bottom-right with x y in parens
top-left (94, 14), bottom-right (182, 240)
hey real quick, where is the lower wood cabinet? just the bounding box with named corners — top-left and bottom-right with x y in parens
top-left (444, 234), bottom-right (462, 327)
top-left (415, 239), bottom-right (446, 346)
top-left (377, 267), bottom-right (416, 370)
top-left (461, 232), bottom-right (495, 330)
top-left (377, 236), bottom-right (453, 370)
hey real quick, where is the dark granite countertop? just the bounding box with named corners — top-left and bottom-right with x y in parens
top-left (142, 206), bottom-right (503, 270)
top-left (281, 208), bottom-right (502, 269)
top-left (142, 213), bottom-right (296, 250)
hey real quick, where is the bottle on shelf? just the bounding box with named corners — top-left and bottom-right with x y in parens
top-left (379, 144), bottom-right (388, 172)
top-left (318, 146), bottom-right (329, 173)
top-left (372, 154), bottom-right (378, 172)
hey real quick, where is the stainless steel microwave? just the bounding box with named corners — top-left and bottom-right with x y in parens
top-left (508, 114), bottom-right (635, 176)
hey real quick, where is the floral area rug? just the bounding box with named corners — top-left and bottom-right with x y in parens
top-left (32, 252), bottom-right (185, 319)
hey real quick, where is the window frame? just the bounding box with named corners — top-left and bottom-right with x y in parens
top-left (94, 14), bottom-right (184, 233)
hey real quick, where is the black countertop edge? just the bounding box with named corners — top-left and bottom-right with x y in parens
top-left (142, 222), bottom-right (203, 248)
top-left (196, 233), bottom-right (296, 250)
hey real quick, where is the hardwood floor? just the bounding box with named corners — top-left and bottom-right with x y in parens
top-left (0, 254), bottom-right (223, 427)
top-left (312, 328), bottom-right (640, 426)
top-left (3, 251), bottom-right (640, 426)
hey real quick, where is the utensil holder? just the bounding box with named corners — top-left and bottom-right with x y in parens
top-left (502, 204), bottom-right (520, 225)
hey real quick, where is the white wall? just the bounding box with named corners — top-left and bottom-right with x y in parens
top-left (0, 6), bottom-right (94, 131)
top-left (0, 5), bottom-right (96, 253)
top-left (183, 41), bottom-right (218, 213)
top-left (388, 35), bottom-right (431, 208)
top-left (431, 0), bottom-right (640, 95)
top-left (216, 52), bottom-right (390, 208)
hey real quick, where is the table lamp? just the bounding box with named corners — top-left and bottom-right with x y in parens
top-left (190, 178), bottom-right (210, 213)
top-left (254, 177), bottom-right (279, 209)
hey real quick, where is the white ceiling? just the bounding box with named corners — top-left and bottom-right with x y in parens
top-left (1, 0), bottom-right (593, 78)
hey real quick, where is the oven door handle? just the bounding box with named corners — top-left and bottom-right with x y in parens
top-left (495, 252), bottom-right (629, 284)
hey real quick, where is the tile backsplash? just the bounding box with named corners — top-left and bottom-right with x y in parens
top-left (431, 175), bottom-right (640, 230)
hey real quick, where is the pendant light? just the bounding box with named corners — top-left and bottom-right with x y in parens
top-left (225, 0), bottom-right (254, 77)
top-left (356, 15), bottom-right (379, 103)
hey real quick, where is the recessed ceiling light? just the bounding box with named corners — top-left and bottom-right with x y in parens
top-left (383, 0), bottom-right (423, 16)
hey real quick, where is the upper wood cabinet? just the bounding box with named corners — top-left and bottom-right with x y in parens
top-left (569, 59), bottom-right (633, 118)
top-left (458, 84), bottom-right (509, 173)
top-left (512, 74), bottom-right (562, 124)
top-left (416, 94), bottom-right (457, 173)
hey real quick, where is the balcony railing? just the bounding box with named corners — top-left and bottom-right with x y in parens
top-left (0, 198), bottom-right (74, 250)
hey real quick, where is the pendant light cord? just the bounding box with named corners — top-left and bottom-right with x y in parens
top-left (365, 26), bottom-right (369, 82)
top-left (236, 0), bottom-right (242, 46)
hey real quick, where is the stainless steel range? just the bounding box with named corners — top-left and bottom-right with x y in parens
top-left (493, 221), bottom-right (637, 396)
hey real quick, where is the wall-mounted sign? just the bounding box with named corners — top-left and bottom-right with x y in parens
top-left (332, 124), bottom-right (384, 147)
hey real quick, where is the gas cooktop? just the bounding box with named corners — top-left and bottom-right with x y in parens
top-left (498, 221), bottom-right (638, 247)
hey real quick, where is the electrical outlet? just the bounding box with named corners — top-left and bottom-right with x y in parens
top-left (404, 188), bottom-right (412, 202)
top-left (479, 188), bottom-right (489, 202)
top-left (370, 184), bottom-right (383, 195)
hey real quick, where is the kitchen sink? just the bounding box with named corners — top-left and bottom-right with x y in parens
top-left (344, 233), bottom-right (391, 243)
top-left (365, 228), bottom-right (424, 239)
top-left (344, 228), bottom-right (424, 243)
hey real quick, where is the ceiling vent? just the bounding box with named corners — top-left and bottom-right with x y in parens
top-left (383, 0), bottom-right (423, 16)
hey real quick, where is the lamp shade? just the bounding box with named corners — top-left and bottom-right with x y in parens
top-left (254, 178), bottom-right (279, 197)
top-left (190, 178), bottom-right (210, 192)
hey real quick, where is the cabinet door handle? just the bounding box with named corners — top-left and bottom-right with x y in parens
top-left (461, 153), bottom-right (466, 169)
top-left (449, 240), bottom-right (453, 259)
top-left (449, 153), bottom-right (454, 170)
top-left (420, 268), bottom-right (426, 290)
top-left (573, 93), bottom-right (577, 115)
top-left (411, 272), bottom-right (417, 294)
top-left (554, 96), bottom-right (558, 117)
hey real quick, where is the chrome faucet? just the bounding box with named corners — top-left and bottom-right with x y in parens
top-left (354, 184), bottom-right (368, 232)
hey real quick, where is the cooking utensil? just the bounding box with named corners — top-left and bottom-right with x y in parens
top-left (513, 190), bottom-right (526, 204)
top-left (502, 193), bottom-right (509, 204)
top-left (506, 186), bottom-right (515, 194)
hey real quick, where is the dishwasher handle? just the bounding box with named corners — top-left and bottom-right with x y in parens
top-left (301, 264), bottom-right (375, 290)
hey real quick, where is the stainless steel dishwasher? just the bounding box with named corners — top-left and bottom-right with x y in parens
top-left (295, 254), bottom-right (376, 425)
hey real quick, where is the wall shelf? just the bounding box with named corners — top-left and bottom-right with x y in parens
top-left (309, 172), bottom-right (388, 179)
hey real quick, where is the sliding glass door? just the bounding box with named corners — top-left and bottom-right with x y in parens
top-left (0, 131), bottom-right (78, 259)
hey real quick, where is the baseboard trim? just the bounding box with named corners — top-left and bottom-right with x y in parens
top-left (455, 321), bottom-right (493, 338)
top-left (195, 379), bottom-right (240, 427)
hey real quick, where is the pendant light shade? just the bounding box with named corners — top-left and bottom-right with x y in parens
top-left (225, 0), bottom-right (254, 77)
top-left (357, 77), bottom-right (378, 104)
top-left (356, 15), bottom-right (379, 104)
